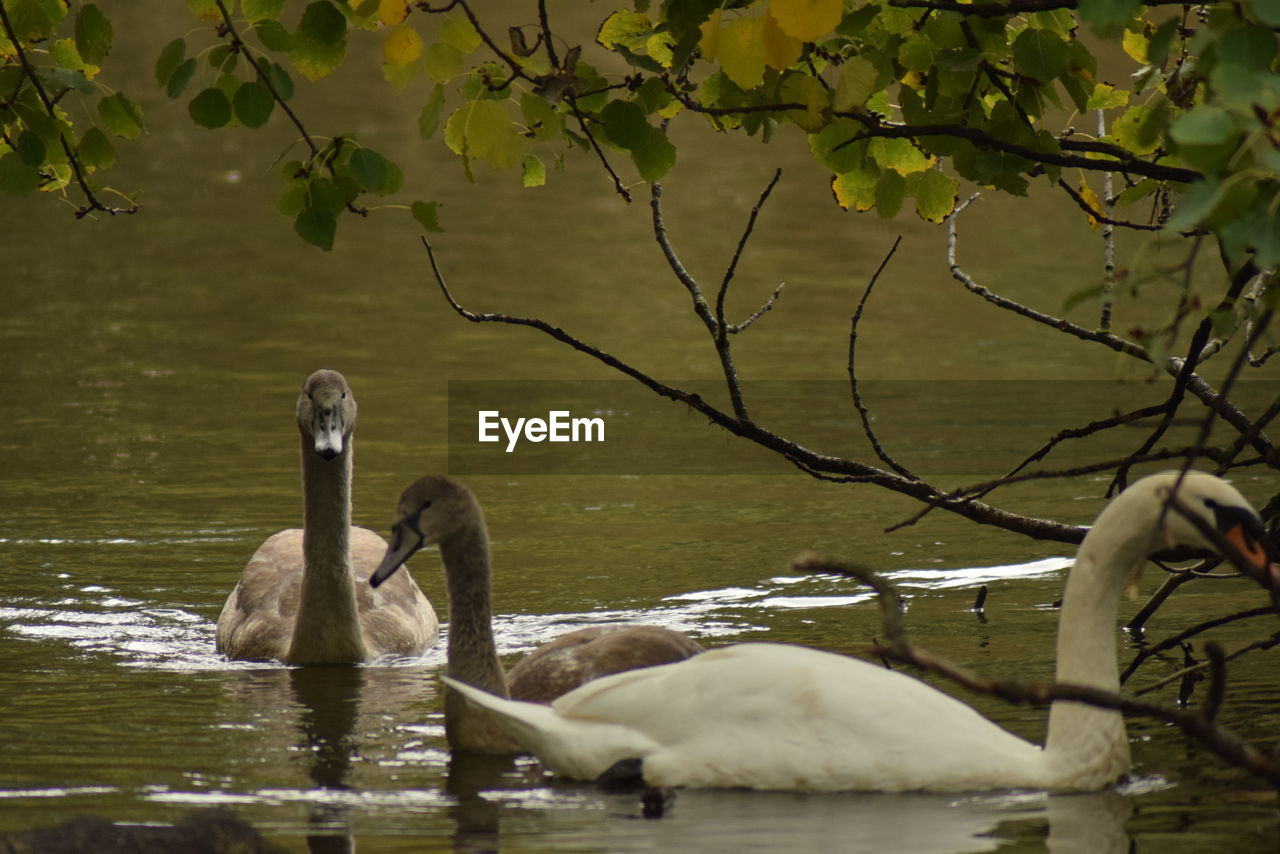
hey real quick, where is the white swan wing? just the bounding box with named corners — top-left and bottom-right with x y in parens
top-left (450, 643), bottom-right (1046, 791)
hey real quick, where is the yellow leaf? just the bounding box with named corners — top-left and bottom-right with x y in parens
top-left (647, 32), bottom-right (675, 68)
top-left (768, 0), bottom-right (843, 43)
top-left (1121, 26), bottom-right (1148, 64)
top-left (832, 172), bottom-right (875, 211)
top-left (762, 9), bottom-right (803, 70)
top-left (383, 25), bottom-right (423, 68)
top-left (1077, 180), bottom-right (1104, 230)
top-left (699, 9), bottom-right (723, 58)
top-left (378, 0), bottom-right (408, 26)
top-left (718, 16), bottom-right (766, 90)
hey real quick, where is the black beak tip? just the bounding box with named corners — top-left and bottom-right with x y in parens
top-left (317, 447), bottom-right (339, 461)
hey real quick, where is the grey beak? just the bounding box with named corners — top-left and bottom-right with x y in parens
top-left (370, 525), bottom-right (424, 588)
top-left (313, 408), bottom-right (344, 460)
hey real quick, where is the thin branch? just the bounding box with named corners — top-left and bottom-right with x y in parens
top-left (727, 283), bottom-right (785, 333)
top-left (1056, 178), bottom-right (1162, 232)
top-left (420, 235), bottom-right (1086, 543)
top-left (568, 96), bottom-right (631, 202)
top-left (948, 197), bottom-right (1151, 361)
top-left (848, 235), bottom-right (917, 480)
top-left (1133, 630), bottom-right (1280, 696)
top-left (716, 168), bottom-right (783, 342)
top-left (651, 182), bottom-right (750, 420)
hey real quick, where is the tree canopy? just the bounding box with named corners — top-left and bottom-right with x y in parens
top-left (1, 0), bottom-right (1276, 537)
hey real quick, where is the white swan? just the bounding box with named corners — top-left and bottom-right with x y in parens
top-left (369, 476), bottom-right (704, 753)
top-left (216, 370), bottom-right (439, 664)
top-left (444, 471), bottom-right (1269, 791)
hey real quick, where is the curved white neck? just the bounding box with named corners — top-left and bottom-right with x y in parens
top-left (1043, 499), bottom-right (1154, 783)
top-left (288, 435), bottom-right (368, 663)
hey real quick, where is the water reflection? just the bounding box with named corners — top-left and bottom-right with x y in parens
top-left (289, 667), bottom-right (363, 853)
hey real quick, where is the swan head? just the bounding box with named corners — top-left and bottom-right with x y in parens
top-left (296, 369), bottom-right (356, 462)
top-left (370, 476), bottom-right (483, 588)
top-left (1113, 470), bottom-right (1269, 577)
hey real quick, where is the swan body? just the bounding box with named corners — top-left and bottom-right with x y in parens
top-left (444, 471), bottom-right (1268, 791)
top-left (369, 476), bottom-right (703, 752)
top-left (216, 370), bottom-right (438, 665)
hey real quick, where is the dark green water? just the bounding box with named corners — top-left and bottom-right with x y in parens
top-left (1, 3), bottom-right (1278, 851)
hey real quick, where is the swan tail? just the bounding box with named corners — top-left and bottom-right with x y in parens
top-left (442, 676), bottom-right (658, 780)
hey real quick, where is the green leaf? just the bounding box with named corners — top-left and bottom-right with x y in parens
top-left (41, 63), bottom-right (95, 95)
top-left (898, 34), bottom-right (935, 73)
top-left (308, 177), bottom-right (348, 215)
top-left (598, 9), bottom-right (652, 50)
top-left (266, 63), bottom-right (294, 100)
top-left (424, 41), bottom-right (463, 84)
top-left (411, 200), bottom-right (444, 232)
top-left (233, 80), bottom-right (274, 127)
top-left (15, 130), bottom-right (44, 166)
top-left (600, 99), bottom-right (650, 149)
top-left (155, 39), bottom-right (186, 86)
top-left (833, 55), bottom-right (878, 110)
top-left (98, 92), bottom-right (145, 139)
top-left (522, 153), bottom-right (546, 187)
top-left (912, 169), bottom-right (957, 222)
top-left (6, 0), bottom-right (66, 42)
top-left (188, 87), bottom-right (232, 129)
top-left (1012, 28), bottom-right (1070, 81)
top-left (291, 1), bottom-right (347, 81)
top-left (1217, 24), bottom-right (1278, 71)
top-left (439, 15), bottom-right (482, 54)
top-left (0, 152), bottom-right (42, 196)
top-left (256, 20), bottom-right (294, 52)
top-left (520, 91), bottom-right (562, 140)
top-left (208, 44), bottom-right (237, 74)
top-left (350, 147), bottom-right (391, 193)
top-left (1163, 179), bottom-right (1222, 231)
top-left (74, 4), bottom-right (112, 65)
top-left (874, 168), bottom-right (906, 218)
top-left (295, 206), bottom-right (336, 250)
top-left (868, 137), bottom-right (932, 174)
top-left (243, 0), bottom-right (285, 22)
top-left (630, 125), bottom-right (675, 181)
top-left (444, 99), bottom-right (523, 170)
top-left (1249, 0), bottom-right (1280, 27)
top-left (1077, 0), bottom-right (1141, 38)
top-left (1170, 106), bottom-right (1234, 146)
top-left (166, 58), bottom-right (197, 99)
top-left (77, 126), bottom-right (116, 171)
top-left (419, 84), bottom-right (446, 139)
top-left (717, 17), bottom-right (766, 90)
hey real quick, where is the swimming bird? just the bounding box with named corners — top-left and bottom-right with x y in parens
top-left (443, 470), bottom-right (1269, 791)
top-left (216, 370), bottom-right (438, 664)
top-left (369, 475), bottom-right (704, 753)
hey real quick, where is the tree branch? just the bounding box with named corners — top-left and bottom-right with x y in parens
top-left (0, 2), bottom-right (139, 217)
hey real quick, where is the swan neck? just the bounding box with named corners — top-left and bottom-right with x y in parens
top-left (289, 435), bottom-right (367, 662)
top-left (1044, 502), bottom-right (1152, 784)
top-left (440, 524), bottom-right (508, 698)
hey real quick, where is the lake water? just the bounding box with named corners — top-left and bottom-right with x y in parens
top-left (1, 3), bottom-right (1278, 852)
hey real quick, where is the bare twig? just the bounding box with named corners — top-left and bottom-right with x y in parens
top-left (1057, 178), bottom-right (1162, 233)
top-left (848, 235), bottom-right (917, 480)
top-left (419, 235), bottom-right (1086, 542)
